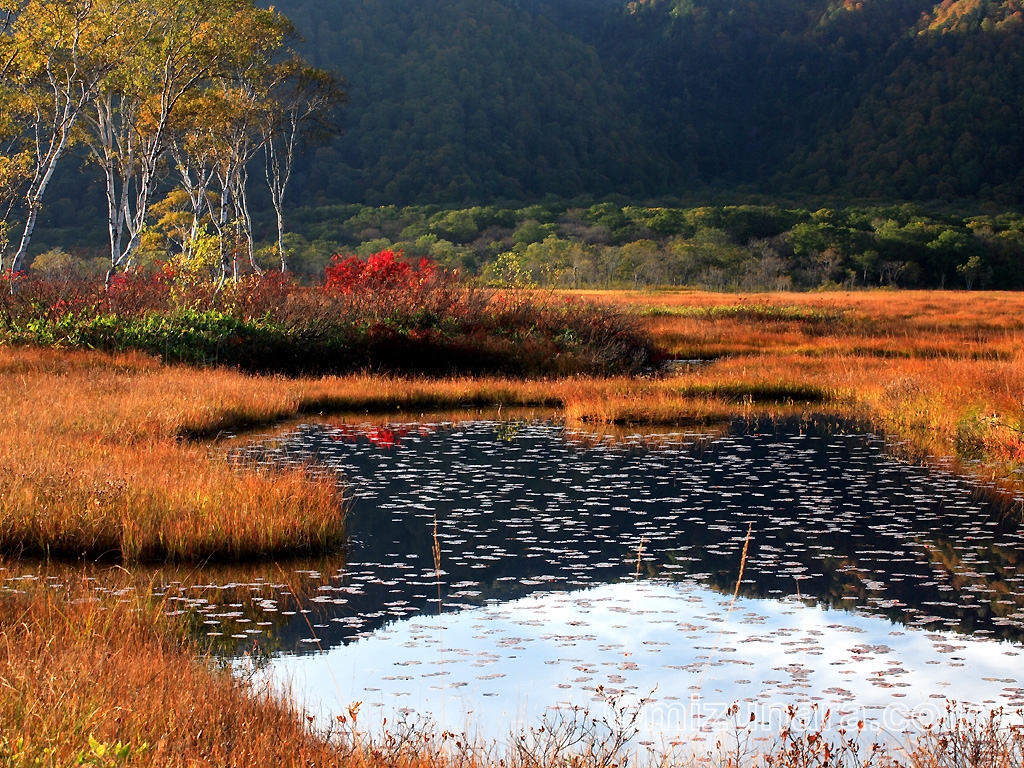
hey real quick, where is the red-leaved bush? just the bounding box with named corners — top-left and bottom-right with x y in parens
top-left (106, 270), bottom-right (174, 316)
top-left (319, 249), bottom-right (468, 333)
top-left (324, 250), bottom-right (435, 294)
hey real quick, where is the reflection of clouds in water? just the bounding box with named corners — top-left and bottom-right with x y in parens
top-left (266, 581), bottom-right (1024, 743)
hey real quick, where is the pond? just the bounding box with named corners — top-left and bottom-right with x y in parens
top-left (218, 417), bottom-right (1024, 745)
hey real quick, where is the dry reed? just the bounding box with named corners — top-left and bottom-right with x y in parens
top-left (606, 290), bottom-right (1024, 500)
top-left (0, 348), bottom-right (349, 561)
top-left (0, 566), bottom-right (346, 767)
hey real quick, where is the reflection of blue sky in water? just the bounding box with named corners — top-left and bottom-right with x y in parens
top-left (264, 580), bottom-right (1024, 744)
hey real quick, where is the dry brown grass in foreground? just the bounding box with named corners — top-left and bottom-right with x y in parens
top-left (0, 567), bottom-right (346, 767)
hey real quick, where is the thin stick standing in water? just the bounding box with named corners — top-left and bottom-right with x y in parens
top-left (730, 522), bottom-right (753, 605)
top-left (274, 564), bottom-right (345, 722)
top-left (635, 535), bottom-right (646, 581)
top-left (432, 514), bottom-right (442, 609)
top-left (433, 513), bottom-right (445, 728)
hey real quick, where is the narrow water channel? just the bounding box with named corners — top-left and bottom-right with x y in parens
top-left (222, 418), bottom-right (1024, 744)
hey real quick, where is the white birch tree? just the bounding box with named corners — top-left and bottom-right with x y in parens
top-left (83, 0), bottom-right (290, 285)
top-left (262, 61), bottom-right (345, 273)
top-left (4, 0), bottom-right (125, 275)
top-left (0, 9), bottom-right (29, 264)
top-left (0, 0), bottom-right (343, 285)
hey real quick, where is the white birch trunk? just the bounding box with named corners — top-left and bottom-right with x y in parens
top-left (264, 112), bottom-right (299, 274)
top-left (9, 0), bottom-right (128, 278)
top-left (11, 98), bottom-right (82, 275)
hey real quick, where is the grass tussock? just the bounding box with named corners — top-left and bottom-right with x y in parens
top-left (0, 348), bottom-right (347, 561)
top-left (0, 568), bottom-right (345, 767)
top-left (584, 290), bottom-right (1024, 499)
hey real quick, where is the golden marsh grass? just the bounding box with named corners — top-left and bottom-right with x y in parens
top-left (613, 290), bottom-right (1024, 499)
top-left (0, 567), bottom-right (346, 767)
top-left (4, 289), bottom-right (1024, 765)
top-left (6, 286), bottom-right (1024, 561)
top-left (0, 348), bottom-right (348, 561)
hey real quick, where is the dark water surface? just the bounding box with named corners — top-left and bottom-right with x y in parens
top-left (220, 418), bottom-right (1024, 740)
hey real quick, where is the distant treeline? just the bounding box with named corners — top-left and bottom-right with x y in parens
top-left (160, 203), bottom-right (1024, 291)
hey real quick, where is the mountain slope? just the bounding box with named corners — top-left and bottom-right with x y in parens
top-left (276, 0), bottom-right (675, 205)
top-left (27, 0), bottom-right (1024, 251)
top-left (270, 0), bottom-right (1024, 205)
top-left (789, 0), bottom-right (1024, 202)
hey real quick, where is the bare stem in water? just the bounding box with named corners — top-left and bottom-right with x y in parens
top-left (276, 564), bottom-right (345, 710)
top-left (731, 522), bottom-right (753, 605)
top-left (433, 513), bottom-right (445, 728)
top-left (432, 513), bottom-right (443, 617)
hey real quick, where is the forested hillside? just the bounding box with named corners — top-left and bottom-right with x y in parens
top-left (19, 0), bottom-right (1024, 266)
top-left (792, 0), bottom-right (1024, 203)
top-left (275, 0), bottom-right (666, 204)
top-left (270, 0), bottom-right (1024, 205)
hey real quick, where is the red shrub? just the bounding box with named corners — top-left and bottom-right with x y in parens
top-left (324, 250), bottom-right (435, 294)
top-left (104, 270), bottom-right (173, 316)
top-left (0, 274), bottom-right (102, 321)
top-left (220, 271), bottom-right (298, 320)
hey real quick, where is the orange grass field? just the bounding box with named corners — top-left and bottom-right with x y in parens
top-left (4, 288), bottom-right (1024, 765)
top-left (601, 289), bottom-right (1024, 498)
top-left (0, 567), bottom-right (348, 766)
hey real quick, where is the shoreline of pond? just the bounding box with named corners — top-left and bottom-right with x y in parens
top-left (7, 279), bottom-right (1024, 765)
